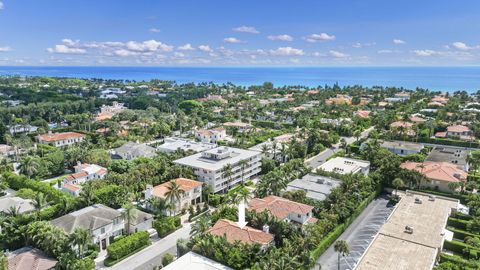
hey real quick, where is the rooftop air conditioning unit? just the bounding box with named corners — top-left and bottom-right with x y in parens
top-left (317, 179), bottom-right (325, 184)
top-left (415, 198), bottom-right (422, 204)
top-left (404, 225), bottom-right (414, 234)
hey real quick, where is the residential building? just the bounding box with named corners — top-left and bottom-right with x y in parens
top-left (354, 110), bottom-right (371, 119)
top-left (194, 127), bottom-right (227, 143)
top-left (6, 247), bottom-right (57, 270)
top-left (118, 208), bottom-right (153, 234)
top-left (356, 193), bottom-right (458, 270)
top-left (173, 147), bottom-right (261, 193)
top-left (95, 101), bottom-right (126, 121)
top-left (51, 204), bottom-right (124, 251)
top-left (208, 219), bottom-right (274, 248)
top-left (36, 131), bottom-right (85, 147)
top-left (380, 140), bottom-right (424, 156)
top-left (320, 118), bottom-right (352, 127)
top-left (163, 251), bottom-right (232, 270)
top-left (223, 122), bottom-right (252, 133)
top-left (325, 94), bottom-right (352, 105)
top-left (8, 124), bottom-right (39, 135)
top-left (286, 173), bottom-right (341, 201)
top-left (426, 146), bottom-right (469, 171)
top-left (248, 140), bottom-right (288, 162)
top-left (317, 157), bottom-right (370, 175)
top-left (0, 144), bottom-right (16, 159)
top-left (111, 141), bottom-right (157, 160)
top-left (435, 125), bottom-right (474, 141)
top-left (394, 92), bottom-right (411, 101)
top-left (0, 196), bottom-right (35, 214)
top-left (145, 178), bottom-right (203, 213)
top-left (62, 183), bottom-right (82, 196)
top-left (158, 137), bottom-right (216, 153)
top-left (249, 196), bottom-right (317, 225)
top-left (62, 162), bottom-right (107, 186)
top-left (400, 161), bottom-right (467, 192)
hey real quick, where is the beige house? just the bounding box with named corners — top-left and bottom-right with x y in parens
top-left (145, 178), bottom-right (203, 214)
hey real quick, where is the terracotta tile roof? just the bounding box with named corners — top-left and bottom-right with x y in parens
top-left (428, 101), bottom-right (445, 107)
top-left (400, 161), bottom-right (467, 183)
top-left (248, 196), bottom-right (314, 220)
top-left (65, 171), bottom-right (88, 181)
top-left (7, 247), bottom-right (57, 270)
top-left (390, 121), bottom-right (413, 129)
top-left (431, 96), bottom-right (449, 103)
top-left (63, 183), bottom-right (82, 192)
top-left (151, 178), bottom-right (202, 199)
top-left (435, 131), bottom-right (447, 138)
top-left (355, 110), bottom-right (371, 118)
top-left (307, 90), bottom-right (320, 95)
top-left (410, 116), bottom-right (426, 123)
top-left (37, 132), bottom-right (85, 142)
top-left (207, 219), bottom-right (274, 245)
top-left (447, 125), bottom-right (471, 133)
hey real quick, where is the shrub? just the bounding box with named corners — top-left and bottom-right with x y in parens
top-left (154, 217), bottom-right (181, 238)
top-left (448, 217), bottom-right (469, 230)
top-left (443, 240), bottom-right (480, 257)
top-left (107, 231), bottom-right (150, 261)
top-left (439, 253), bottom-right (480, 268)
top-left (449, 227), bottom-right (479, 241)
top-left (162, 253), bottom-right (174, 266)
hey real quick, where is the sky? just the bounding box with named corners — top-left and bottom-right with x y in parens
top-left (0, 0), bottom-right (480, 66)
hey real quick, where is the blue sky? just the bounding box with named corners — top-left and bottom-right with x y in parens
top-left (0, 0), bottom-right (479, 66)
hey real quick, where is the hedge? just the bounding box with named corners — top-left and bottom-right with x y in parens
top-left (443, 240), bottom-right (480, 258)
top-left (452, 212), bottom-right (474, 221)
top-left (153, 216), bottom-right (181, 238)
top-left (107, 231), bottom-right (151, 261)
top-left (3, 172), bottom-right (69, 204)
top-left (310, 188), bottom-right (380, 260)
top-left (449, 227), bottom-right (479, 241)
top-left (392, 136), bottom-right (480, 148)
top-left (447, 217), bottom-right (469, 231)
top-left (439, 253), bottom-right (480, 268)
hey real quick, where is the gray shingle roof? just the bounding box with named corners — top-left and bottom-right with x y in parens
top-left (51, 204), bottom-right (121, 234)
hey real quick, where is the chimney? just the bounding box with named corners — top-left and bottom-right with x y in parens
top-left (145, 184), bottom-right (153, 200)
top-left (262, 224), bottom-right (270, 234)
top-left (236, 200), bottom-right (248, 229)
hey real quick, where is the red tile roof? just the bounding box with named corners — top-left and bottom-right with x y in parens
top-left (151, 178), bottom-right (202, 199)
top-left (447, 125), bottom-right (471, 133)
top-left (207, 219), bottom-right (274, 245)
top-left (400, 161), bottom-right (467, 183)
top-left (37, 132), bottom-right (85, 142)
top-left (390, 121), bottom-right (413, 129)
top-left (7, 248), bottom-right (58, 270)
top-left (63, 183), bottom-right (82, 192)
top-left (65, 171), bottom-right (88, 181)
top-left (248, 196), bottom-right (314, 220)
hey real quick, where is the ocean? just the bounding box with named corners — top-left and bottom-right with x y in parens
top-left (0, 66), bottom-right (479, 92)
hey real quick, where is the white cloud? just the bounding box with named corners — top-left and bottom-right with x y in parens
top-left (329, 50), bottom-right (348, 58)
top-left (267, 34), bottom-right (293, 41)
top-left (125, 40), bottom-right (173, 52)
top-left (270, 47), bottom-right (304, 56)
top-left (62, 39), bottom-right (79, 46)
top-left (352, 42), bottom-right (376, 48)
top-left (149, 28), bottom-right (161, 33)
top-left (312, 52), bottom-right (325, 57)
top-left (413, 49), bottom-right (438, 56)
top-left (177, 43), bottom-right (195, 51)
top-left (377, 49), bottom-right (394, 54)
top-left (223, 37), bottom-right (243, 43)
top-left (393, 39), bottom-right (406, 45)
top-left (0, 2), bottom-right (4, 10)
top-left (113, 49), bottom-right (138, 57)
top-left (174, 52), bottom-right (185, 57)
top-left (198, 45), bottom-right (213, 52)
top-left (0, 46), bottom-right (11, 52)
top-left (47, 45), bottom-right (86, 54)
top-left (304, 33), bottom-right (335, 42)
top-left (452, 42), bottom-right (472, 50)
top-left (233, 26), bottom-right (259, 34)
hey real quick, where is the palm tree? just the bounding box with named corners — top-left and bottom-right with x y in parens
top-left (70, 228), bottom-right (92, 258)
top-left (238, 159), bottom-right (249, 184)
top-left (334, 240), bottom-right (350, 270)
top-left (222, 164), bottom-right (234, 190)
top-left (190, 215), bottom-right (211, 236)
top-left (280, 143), bottom-right (288, 163)
top-left (392, 178), bottom-right (404, 196)
top-left (6, 206), bottom-right (20, 217)
top-left (121, 203), bottom-right (138, 234)
top-left (353, 129), bottom-right (362, 142)
top-left (19, 156), bottom-right (40, 178)
top-left (448, 182), bottom-right (460, 193)
top-left (79, 186), bottom-right (97, 207)
top-left (32, 193), bottom-right (48, 220)
top-left (165, 181), bottom-right (185, 216)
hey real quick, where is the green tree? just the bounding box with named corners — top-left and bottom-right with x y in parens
top-left (222, 164), bottom-right (234, 190)
top-left (165, 180), bottom-right (185, 216)
top-left (32, 192), bottom-right (48, 220)
top-left (19, 156), bottom-right (41, 178)
top-left (392, 178), bottom-right (404, 195)
top-left (191, 215), bottom-right (211, 236)
top-left (162, 253), bottom-right (174, 266)
top-left (334, 240), bottom-right (350, 270)
top-left (121, 203), bottom-right (138, 234)
top-left (70, 228), bottom-right (92, 259)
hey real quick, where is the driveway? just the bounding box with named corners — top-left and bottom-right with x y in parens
top-left (100, 223), bottom-right (192, 270)
top-left (313, 195), bottom-right (394, 270)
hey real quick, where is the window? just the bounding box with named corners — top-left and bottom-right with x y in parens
top-left (101, 227), bottom-right (105, 234)
top-left (297, 214), bottom-right (301, 218)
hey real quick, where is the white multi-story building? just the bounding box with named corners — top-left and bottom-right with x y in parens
top-left (174, 147), bottom-right (261, 193)
top-left (61, 163), bottom-right (107, 196)
top-left (36, 132), bottom-right (85, 147)
top-left (194, 127), bottom-right (227, 143)
top-left (318, 157), bottom-right (370, 176)
top-left (51, 204), bottom-right (124, 251)
top-left (158, 137), bottom-right (216, 153)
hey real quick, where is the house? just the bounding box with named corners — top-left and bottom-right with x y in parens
top-left (318, 157), bottom-right (370, 175)
top-left (62, 162), bottom-right (107, 186)
top-left (431, 95), bottom-right (449, 104)
top-left (0, 196), bottom-right (35, 214)
top-left (158, 137), bottom-right (216, 153)
top-left (389, 121), bottom-right (415, 136)
top-left (8, 124), bottom-right (39, 135)
top-left (394, 92), bottom-right (411, 101)
top-left (194, 127), bottom-right (227, 143)
top-left (354, 110), bottom-right (371, 119)
top-left (62, 183), bottom-right (82, 196)
top-left (435, 125), bottom-right (474, 141)
top-left (95, 102), bottom-right (126, 121)
top-left (6, 247), bottom-right (57, 270)
top-left (426, 146), bottom-right (470, 171)
top-left (36, 132), bottom-right (85, 147)
top-left (111, 141), bottom-right (157, 160)
top-left (400, 161), bottom-right (467, 193)
top-left (118, 208), bottom-right (153, 234)
top-left (409, 115), bottom-right (427, 124)
top-left (249, 196), bottom-right (317, 225)
top-left (208, 219), bottom-right (274, 248)
top-left (162, 251), bottom-right (233, 270)
top-left (51, 204), bottom-right (124, 251)
top-left (325, 94), bottom-right (352, 105)
top-left (145, 178), bottom-right (203, 213)
top-left (380, 140), bottom-right (424, 156)
top-left (223, 122), bottom-right (252, 133)
top-left (0, 144), bottom-right (16, 159)
top-left (173, 147), bottom-right (261, 193)
top-left (286, 173), bottom-right (341, 201)
top-left (248, 140), bottom-right (288, 162)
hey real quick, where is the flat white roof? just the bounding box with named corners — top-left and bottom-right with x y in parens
top-left (158, 137), bottom-right (216, 153)
top-left (163, 252), bottom-right (232, 270)
top-left (173, 146), bottom-right (260, 171)
top-left (318, 157), bottom-right (370, 174)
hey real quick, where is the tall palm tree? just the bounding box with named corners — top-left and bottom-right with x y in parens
top-left (121, 203), bottom-right (138, 234)
top-left (32, 193), bottom-right (48, 220)
top-left (238, 159), bottom-right (249, 184)
top-left (19, 156), bottom-right (40, 178)
top-left (165, 181), bottom-right (185, 216)
top-left (334, 240), bottom-right (350, 270)
top-left (70, 228), bottom-right (92, 258)
top-left (392, 178), bottom-right (404, 196)
top-left (190, 215), bottom-right (211, 236)
top-left (222, 164), bottom-right (234, 190)
top-left (79, 186), bottom-right (97, 207)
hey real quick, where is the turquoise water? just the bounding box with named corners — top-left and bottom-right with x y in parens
top-left (0, 66), bottom-right (479, 92)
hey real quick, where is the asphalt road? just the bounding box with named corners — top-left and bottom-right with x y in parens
top-left (313, 196), bottom-right (393, 270)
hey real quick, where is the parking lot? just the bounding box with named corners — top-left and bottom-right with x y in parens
top-left (314, 195), bottom-right (394, 270)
